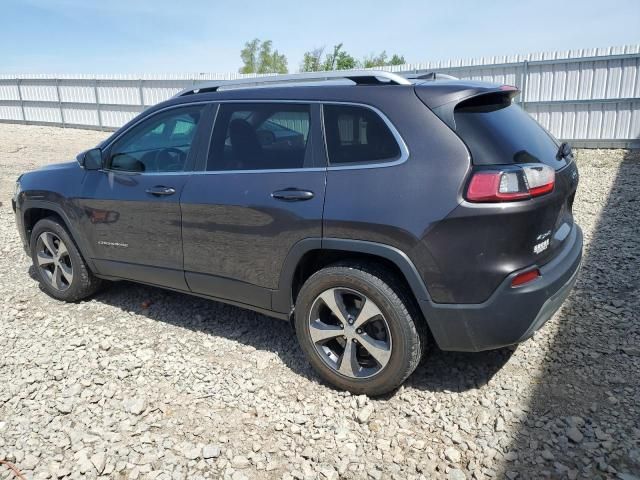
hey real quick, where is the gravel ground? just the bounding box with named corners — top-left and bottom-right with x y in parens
top-left (0, 123), bottom-right (638, 480)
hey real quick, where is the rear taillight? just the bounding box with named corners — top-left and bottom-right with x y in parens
top-left (466, 164), bottom-right (555, 203)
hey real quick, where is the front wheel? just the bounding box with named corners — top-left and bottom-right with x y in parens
top-left (30, 217), bottom-right (102, 302)
top-left (294, 263), bottom-right (426, 396)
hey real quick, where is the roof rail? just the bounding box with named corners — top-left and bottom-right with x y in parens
top-left (175, 70), bottom-right (412, 96)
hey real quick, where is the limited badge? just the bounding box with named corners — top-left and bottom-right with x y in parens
top-left (533, 238), bottom-right (550, 254)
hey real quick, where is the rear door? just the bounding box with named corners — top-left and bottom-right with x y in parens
top-left (180, 102), bottom-right (326, 310)
top-left (78, 103), bottom-right (212, 290)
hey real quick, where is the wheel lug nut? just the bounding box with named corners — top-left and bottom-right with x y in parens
top-left (356, 329), bottom-right (362, 334)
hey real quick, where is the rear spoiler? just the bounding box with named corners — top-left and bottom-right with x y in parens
top-left (415, 81), bottom-right (520, 129)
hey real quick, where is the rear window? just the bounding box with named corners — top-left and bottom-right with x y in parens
top-left (454, 93), bottom-right (565, 168)
top-left (323, 105), bottom-right (400, 165)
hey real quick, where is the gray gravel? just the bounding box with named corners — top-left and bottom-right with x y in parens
top-left (0, 124), bottom-right (639, 480)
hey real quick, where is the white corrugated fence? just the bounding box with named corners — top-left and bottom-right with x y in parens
top-left (1, 45), bottom-right (639, 147)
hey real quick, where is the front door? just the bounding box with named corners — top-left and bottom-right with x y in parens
top-left (78, 103), bottom-right (211, 290)
top-left (181, 102), bottom-right (326, 310)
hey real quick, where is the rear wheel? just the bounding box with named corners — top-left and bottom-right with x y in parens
top-left (295, 263), bottom-right (425, 396)
top-left (30, 217), bottom-right (102, 301)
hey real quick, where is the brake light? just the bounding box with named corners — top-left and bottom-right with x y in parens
top-left (511, 268), bottom-right (540, 287)
top-left (466, 164), bottom-right (555, 203)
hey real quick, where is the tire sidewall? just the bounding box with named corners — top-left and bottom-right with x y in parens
top-left (30, 218), bottom-right (88, 301)
top-left (295, 267), bottom-right (418, 395)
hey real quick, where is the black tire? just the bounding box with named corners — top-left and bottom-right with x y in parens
top-left (30, 217), bottom-right (102, 302)
top-left (294, 262), bottom-right (426, 396)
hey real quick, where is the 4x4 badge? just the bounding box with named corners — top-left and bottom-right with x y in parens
top-left (534, 230), bottom-right (552, 254)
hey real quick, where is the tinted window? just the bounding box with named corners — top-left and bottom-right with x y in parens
top-left (208, 103), bottom-right (311, 171)
top-left (454, 93), bottom-right (564, 167)
top-left (323, 105), bottom-right (400, 165)
top-left (108, 105), bottom-right (204, 173)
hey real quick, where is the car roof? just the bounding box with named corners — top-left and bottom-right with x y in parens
top-left (158, 79), bottom-right (504, 109)
top-left (165, 84), bottom-right (411, 105)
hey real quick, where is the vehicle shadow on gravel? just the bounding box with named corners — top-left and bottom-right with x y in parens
top-left (500, 149), bottom-right (640, 479)
top-left (92, 282), bottom-right (514, 394)
top-left (28, 269), bottom-right (513, 396)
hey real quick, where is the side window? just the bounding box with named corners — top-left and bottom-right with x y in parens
top-left (323, 105), bottom-right (401, 165)
top-left (208, 103), bottom-right (311, 171)
top-left (108, 105), bottom-right (204, 173)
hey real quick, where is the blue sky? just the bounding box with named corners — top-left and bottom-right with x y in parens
top-left (1, 0), bottom-right (639, 74)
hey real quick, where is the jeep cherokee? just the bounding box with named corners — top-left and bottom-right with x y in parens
top-left (12, 71), bottom-right (582, 395)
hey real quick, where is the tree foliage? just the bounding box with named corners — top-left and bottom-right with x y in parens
top-left (300, 44), bottom-right (405, 72)
top-left (239, 38), bottom-right (288, 74)
top-left (242, 40), bottom-right (406, 73)
top-left (361, 51), bottom-right (406, 68)
top-left (323, 43), bottom-right (357, 71)
top-left (389, 54), bottom-right (406, 66)
top-left (301, 47), bottom-right (325, 72)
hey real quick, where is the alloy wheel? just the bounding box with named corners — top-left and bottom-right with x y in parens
top-left (308, 287), bottom-right (392, 379)
top-left (36, 231), bottom-right (73, 291)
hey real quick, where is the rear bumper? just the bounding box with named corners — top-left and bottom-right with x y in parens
top-left (422, 223), bottom-right (583, 352)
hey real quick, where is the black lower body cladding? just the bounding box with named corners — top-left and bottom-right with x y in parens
top-left (422, 224), bottom-right (583, 352)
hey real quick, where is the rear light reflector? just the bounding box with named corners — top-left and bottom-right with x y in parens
top-left (466, 164), bottom-right (555, 203)
top-left (511, 268), bottom-right (540, 287)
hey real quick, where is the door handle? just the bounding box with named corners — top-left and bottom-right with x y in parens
top-left (146, 186), bottom-right (176, 196)
top-left (271, 188), bottom-right (315, 201)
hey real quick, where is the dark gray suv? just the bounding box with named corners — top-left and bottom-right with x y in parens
top-left (12, 71), bottom-right (582, 395)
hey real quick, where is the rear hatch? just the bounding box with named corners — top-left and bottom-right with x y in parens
top-left (415, 83), bottom-right (580, 303)
top-left (453, 90), bottom-right (578, 262)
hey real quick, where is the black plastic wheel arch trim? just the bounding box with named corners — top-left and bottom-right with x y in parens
top-left (273, 237), bottom-right (432, 314)
top-left (20, 199), bottom-right (98, 273)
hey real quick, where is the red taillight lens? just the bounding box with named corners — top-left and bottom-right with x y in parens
top-left (522, 165), bottom-right (555, 196)
top-left (511, 268), bottom-right (541, 287)
top-left (466, 164), bottom-right (555, 203)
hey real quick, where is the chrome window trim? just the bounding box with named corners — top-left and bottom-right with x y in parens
top-left (195, 167), bottom-right (326, 175)
top-left (101, 99), bottom-right (409, 176)
top-left (201, 100), bottom-right (409, 174)
top-left (321, 102), bottom-right (409, 171)
top-left (102, 101), bottom-right (210, 152)
top-left (100, 101), bottom-right (210, 175)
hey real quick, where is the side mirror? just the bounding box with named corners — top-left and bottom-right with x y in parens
top-left (78, 148), bottom-right (103, 170)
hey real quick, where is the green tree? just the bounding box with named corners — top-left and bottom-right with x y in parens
top-left (323, 43), bottom-right (357, 71)
top-left (239, 38), bottom-right (260, 74)
top-left (301, 44), bottom-right (358, 72)
top-left (239, 39), bottom-right (288, 74)
top-left (300, 47), bottom-right (325, 72)
top-left (361, 51), bottom-right (406, 68)
top-left (335, 50), bottom-right (358, 70)
top-left (389, 54), bottom-right (406, 66)
top-left (362, 51), bottom-right (388, 68)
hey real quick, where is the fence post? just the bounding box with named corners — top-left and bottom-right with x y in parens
top-left (94, 79), bottom-right (103, 131)
top-left (520, 60), bottom-right (529, 109)
top-left (138, 79), bottom-right (145, 108)
top-left (16, 78), bottom-right (27, 124)
top-left (55, 78), bottom-right (65, 128)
